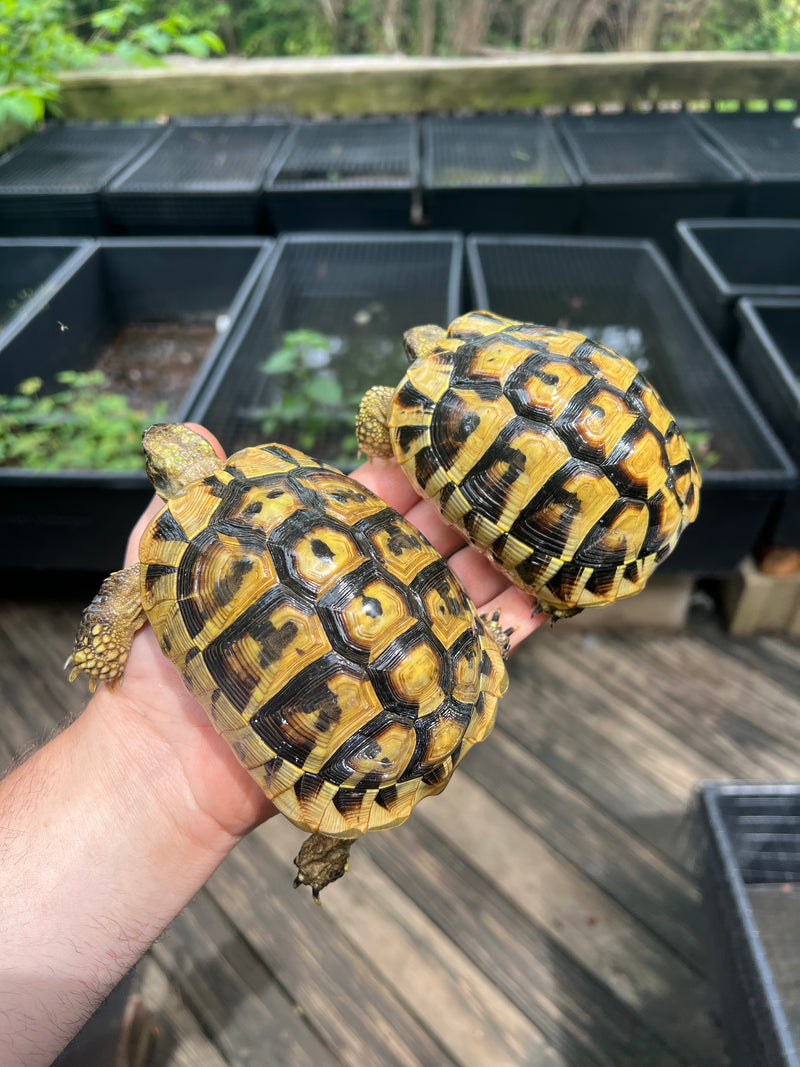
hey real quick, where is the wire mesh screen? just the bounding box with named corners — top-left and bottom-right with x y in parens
top-left (467, 235), bottom-right (790, 479)
top-left (0, 241), bottom-right (81, 329)
top-left (557, 112), bottom-right (741, 184)
top-left (423, 115), bottom-right (577, 187)
top-left (694, 112), bottom-right (800, 179)
top-left (685, 222), bottom-right (800, 291)
top-left (267, 121), bottom-right (417, 188)
top-left (702, 784), bottom-right (800, 1067)
top-left (0, 123), bottom-right (158, 193)
top-left (111, 122), bottom-right (288, 192)
top-left (191, 234), bottom-right (461, 468)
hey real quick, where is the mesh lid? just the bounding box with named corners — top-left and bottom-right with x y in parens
top-left (713, 788), bottom-right (800, 884)
top-left (0, 123), bottom-right (158, 194)
top-left (423, 115), bottom-right (577, 188)
top-left (680, 221), bottom-right (800, 293)
top-left (694, 111), bottom-right (800, 180)
top-left (111, 122), bottom-right (288, 192)
top-left (558, 112), bottom-right (741, 184)
top-left (467, 235), bottom-right (793, 479)
top-left (267, 121), bottom-right (416, 188)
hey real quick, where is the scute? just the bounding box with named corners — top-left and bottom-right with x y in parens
top-left (138, 442), bottom-right (506, 839)
top-left (389, 312), bottom-right (701, 616)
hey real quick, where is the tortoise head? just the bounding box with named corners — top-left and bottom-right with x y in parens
top-left (143, 423), bottom-right (220, 500)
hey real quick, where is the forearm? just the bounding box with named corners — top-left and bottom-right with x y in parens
top-left (0, 692), bottom-right (241, 1067)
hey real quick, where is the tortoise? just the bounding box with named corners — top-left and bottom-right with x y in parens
top-left (66, 424), bottom-right (509, 899)
top-left (356, 310), bottom-right (701, 618)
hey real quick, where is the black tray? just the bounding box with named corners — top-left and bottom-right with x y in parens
top-left (0, 238), bottom-right (274, 573)
top-left (104, 118), bottom-right (289, 235)
top-left (421, 113), bottom-right (580, 233)
top-left (698, 782), bottom-right (800, 1067)
top-left (676, 219), bottom-right (800, 351)
top-left (736, 298), bottom-right (800, 547)
top-left (188, 231), bottom-right (463, 469)
top-left (694, 111), bottom-right (800, 218)
top-left (0, 123), bottom-right (160, 236)
top-left (0, 238), bottom-right (93, 343)
top-left (263, 119), bottom-right (419, 231)
top-left (554, 112), bottom-right (744, 260)
top-left (467, 234), bottom-right (797, 573)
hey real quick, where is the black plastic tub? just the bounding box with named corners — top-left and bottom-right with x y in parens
top-left (554, 112), bottom-right (744, 260)
top-left (263, 119), bottom-right (419, 231)
top-left (188, 232), bottom-right (462, 469)
top-left (698, 782), bottom-right (800, 1067)
top-left (694, 111), bottom-right (800, 218)
top-left (0, 238), bottom-right (275, 573)
top-left (467, 234), bottom-right (797, 573)
top-left (677, 220), bottom-right (800, 351)
top-left (0, 238), bottom-right (94, 342)
top-left (421, 114), bottom-right (581, 233)
top-left (104, 118), bottom-right (289, 235)
top-left (736, 298), bottom-right (800, 547)
top-left (0, 123), bottom-right (160, 236)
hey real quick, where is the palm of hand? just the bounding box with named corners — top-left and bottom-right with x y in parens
top-left (106, 427), bottom-right (542, 842)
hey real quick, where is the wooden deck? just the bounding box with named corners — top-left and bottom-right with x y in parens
top-left (2, 594), bottom-right (799, 1067)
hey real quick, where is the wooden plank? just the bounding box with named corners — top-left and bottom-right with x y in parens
top-left (549, 628), bottom-right (800, 779)
top-left (367, 817), bottom-right (690, 1067)
top-left (152, 889), bottom-right (337, 1067)
top-left (138, 956), bottom-right (230, 1067)
top-left (207, 828), bottom-right (458, 1067)
top-left (464, 728), bottom-right (705, 970)
top-left (265, 817), bottom-right (565, 1067)
top-left (57, 52), bottom-right (800, 122)
top-left (498, 635), bottom-right (722, 866)
top-left (414, 772), bottom-right (724, 1065)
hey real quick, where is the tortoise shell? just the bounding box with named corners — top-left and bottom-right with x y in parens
top-left (138, 443), bottom-right (507, 841)
top-left (376, 310), bottom-right (700, 617)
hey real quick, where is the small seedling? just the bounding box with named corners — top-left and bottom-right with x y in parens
top-left (257, 329), bottom-right (362, 468)
top-left (0, 370), bottom-right (166, 470)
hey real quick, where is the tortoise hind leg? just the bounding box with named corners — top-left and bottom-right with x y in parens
top-left (66, 565), bottom-right (146, 692)
top-left (293, 832), bottom-right (355, 903)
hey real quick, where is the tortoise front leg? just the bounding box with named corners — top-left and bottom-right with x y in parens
top-left (66, 565), bottom-right (146, 692)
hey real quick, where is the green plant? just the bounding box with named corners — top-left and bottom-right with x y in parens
top-left (257, 329), bottom-right (361, 468)
top-left (0, 0), bottom-right (224, 130)
top-left (684, 428), bottom-right (720, 472)
top-left (0, 370), bottom-right (166, 469)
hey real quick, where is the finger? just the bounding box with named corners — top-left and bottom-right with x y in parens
top-left (124, 423), bottom-right (227, 567)
top-left (446, 545), bottom-right (509, 606)
top-left (480, 587), bottom-right (546, 653)
top-left (350, 457), bottom-right (421, 516)
top-left (404, 497), bottom-right (468, 557)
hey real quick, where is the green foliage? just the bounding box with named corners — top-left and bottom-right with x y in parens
top-left (257, 329), bottom-right (360, 468)
top-left (0, 0), bottom-right (224, 130)
top-left (684, 429), bottom-right (720, 472)
top-left (0, 370), bottom-right (167, 470)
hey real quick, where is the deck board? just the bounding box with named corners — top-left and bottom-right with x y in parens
top-left (2, 596), bottom-right (799, 1066)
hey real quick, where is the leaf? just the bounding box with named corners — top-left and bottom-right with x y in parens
top-left (306, 376), bottom-right (342, 406)
top-left (174, 34), bottom-right (211, 58)
top-left (260, 346), bottom-right (298, 375)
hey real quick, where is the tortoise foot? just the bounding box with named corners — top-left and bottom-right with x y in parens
top-left (66, 565), bottom-right (145, 692)
top-left (293, 833), bottom-right (354, 903)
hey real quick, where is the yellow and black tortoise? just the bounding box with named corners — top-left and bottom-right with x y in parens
top-left (357, 310), bottom-right (701, 618)
top-left (67, 425), bottom-right (508, 898)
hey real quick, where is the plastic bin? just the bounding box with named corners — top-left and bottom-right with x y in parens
top-left (694, 111), bottom-right (800, 218)
top-left (188, 232), bottom-right (462, 469)
top-left (555, 112), bottom-right (744, 260)
top-left (0, 123), bottom-right (160, 236)
top-left (676, 220), bottom-right (800, 351)
top-left (421, 113), bottom-right (580, 233)
top-left (735, 298), bottom-right (800, 547)
top-left (467, 234), bottom-right (797, 573)
top-left (0, 238), bottom-right (274, 573)
top-left (0, 239), bottom-right (93, 342)
top-left (698, 782), bottom-right (800, 1067)
top-left (263, 119), bottom-right (419, 230)
top-left (104, 118), bottom-right (289, 235)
